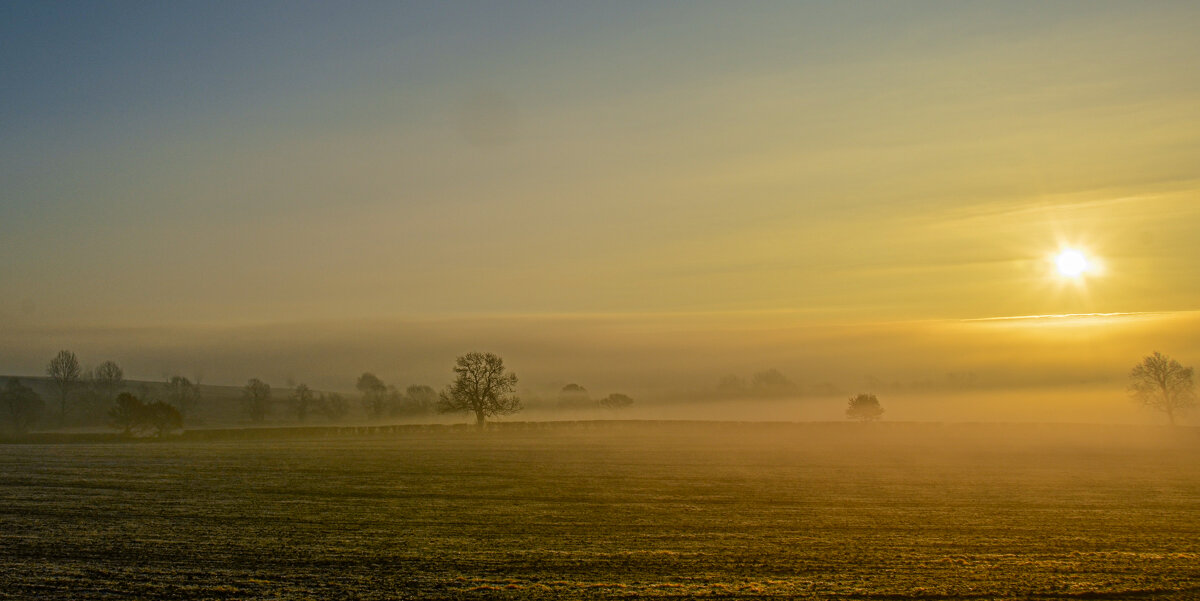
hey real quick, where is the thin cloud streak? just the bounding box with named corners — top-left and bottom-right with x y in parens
top-left (962, 312), bottom-right (1162, 322)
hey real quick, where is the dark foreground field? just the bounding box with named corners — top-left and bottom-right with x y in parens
top-left (1, 421), bottom-right (1198, 600)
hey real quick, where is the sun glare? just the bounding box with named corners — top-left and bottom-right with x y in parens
top-left (1055, 249), bottom-right (1091, 278)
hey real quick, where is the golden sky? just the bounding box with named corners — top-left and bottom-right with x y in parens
top-left (1, 2), bottom-right (1198, 400)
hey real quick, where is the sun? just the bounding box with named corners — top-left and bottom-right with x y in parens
top-left (1055, 249), bottom-right (1091, 278)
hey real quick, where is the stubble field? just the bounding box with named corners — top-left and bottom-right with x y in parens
top-left (1, 421), bottom-right (1198, 600)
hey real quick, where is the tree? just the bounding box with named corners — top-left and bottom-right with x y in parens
top-left (79, 360), bottom-right (125, 421)
top-left (599, 393), bottom-right (634, 410)
top-left (558, 383), bottom-right (591, 409)
top-left (846, 393), bottom-right (884, 422)
top-left (390, 384), bottom-right (436, 417)
top-left (90, 360), bottom-right (124, 401)
top-left (405, 384), bottom-right (438, 413)
top-left (357, 372), bottom-right (388, 418)
top-left (751, 369), bottom-right (800, 398)
top-left (438, 352), bottom-right (521, 427)
top-left (108, 393), bottom-right (182, 437)
top-left (144, 401), bottom-right (183, 437)
top-left (290, 383), bottom-right (315, 422)
top-left (715, 374), bottom-right (747, 397)
top-left (164, 376), bottom-right (199, 419)
top-left (242, 378), bottom-right (272, 423)
top-left (46, 350), bottom-right (81, 421)
top-left (1129, 352), bottom-right (1196, 425)
top-left (1, 378), bottom-right (44, 435)
top-left (109, 392), bottom-right (146, 437)
top-left (316, 392), bottom-right (350, 421)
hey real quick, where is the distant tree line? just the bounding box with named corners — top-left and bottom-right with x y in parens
top-left (555, 383), bottom-right (635, 411)
top-left (3, 349), bottom-right (1194, 436)
top-left (109, 393), bottom-right (182, 438)
top-left (714, 368), bottom-right (841, 399)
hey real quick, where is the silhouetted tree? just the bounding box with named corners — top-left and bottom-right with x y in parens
top-left (389, 384), bottom-right (436, 417)
top-left (558, 383), bottom-right (591, 409)
top-left (291, 383), bottom-right (315, 422)
top-left (316, 392), bottom-right (350, 421)
top-left (752, 369), bottom-right (799, 397)
top-left (846, 393), bottom-right (884, 422)
top-left (716, 374), bottom-right (747, 396)
top-left (90, 360), bottom-right (124, 401)
top-left (406, 385), bottom-right (438, 413)
top-left (1129, 352), bottom-right (1196, 425)
top-left (599, 393), bottom-right (634, 410)
top-left (108, 393), bottom-right (182, 437)
top-left (144, 401), bottom-right (183, 437)
top-left (164, 375), bottom-right (199, 419)
top-left (109, 392), bottom-right (146, 437)
top-left (46, 350), bottom-right (81, 421)
top-left (1, 378), bottom-right (44, 435)
top-left (357, 372), bottom-right (388, 418)
top-left (438, 352), bottom-right (521, 427)
top-left (77, 360), bottom-right (124, 420)
top-left (242, 378), bottom-right (272, 423)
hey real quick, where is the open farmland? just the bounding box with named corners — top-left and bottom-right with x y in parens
top-left (1, 422), bottom-right (1198, 600)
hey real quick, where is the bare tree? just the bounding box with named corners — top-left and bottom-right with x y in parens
top-left (438, 352), bottom-right (521, 427)
top-left (46, 350), bottom-right (81, 422)
top-left (599, 393), bottom-right (634, 410)
top-left (90, 360), bottom-right (124, 400)
top-left (242, 378), bottom-right (272, 423)
top-left (405, 385), bottom-right (438, 414)
top-left (357, 372), bottom-right (388, 418)
top-left (316, 392), bottom-right (350, 421)
top-left (1129, 352), bottom-right (1196, 425)
top-left (846, 393), bottom-right (884, 422)
top-left (78, 361), bottom-right (123, 421)
top-left (291, 383), bottom-right (315, 422)
top-left (1, 378), bottom-right (44, 435)
top-left (164, 376), bottom-right (199, 419)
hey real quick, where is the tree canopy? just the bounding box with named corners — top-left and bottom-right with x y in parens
top-left (846, 393), bottom-right (884, 422)
top-left (599, 393), bottom-right (634, 410)
top-left (1129, 352), bottom-right (1196, 425)
top-left (1, 378), bottom-right (44, 435)
top-left (438, 352), bottom-right (521, 426)
top-left (357, 372), bottom-right (389, 418)
top-left (46, 350), bottom-right (81, 421)
top-left (108, 392), bottom-right (182, 438)
top-left (242, 378), bottom-right (272, 423)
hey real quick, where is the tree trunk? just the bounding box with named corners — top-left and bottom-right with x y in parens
top-left (475, 412), bottom-right (486, 428)
top-left (1166, 406), bottom-right (1176, 426)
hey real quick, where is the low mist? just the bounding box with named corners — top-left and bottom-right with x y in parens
top-left (2, 311), bottom-right (1195, 425)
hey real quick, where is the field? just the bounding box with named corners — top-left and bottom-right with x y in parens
top-left (1, 421), bottom-right (1199, 600)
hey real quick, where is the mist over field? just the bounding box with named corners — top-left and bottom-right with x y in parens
top-left (3, 2), bottom-right (1200, 599)
top-left (3, 311), bottom-right (1196, 424)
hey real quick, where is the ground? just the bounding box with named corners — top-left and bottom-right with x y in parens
top-left (1, 421), bottom-right (1198, 599)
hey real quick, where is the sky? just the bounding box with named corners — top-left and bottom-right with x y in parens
top-left (2, 1), bottom-right (1199, 412)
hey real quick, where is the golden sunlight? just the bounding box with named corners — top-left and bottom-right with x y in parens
top-left (1055, 248), bottom-right (1092, 278)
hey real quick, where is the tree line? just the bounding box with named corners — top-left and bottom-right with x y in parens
top-left (2, 349), bottom-right (639, 437)
top-left (2, 349), bottom-right (1194, 437)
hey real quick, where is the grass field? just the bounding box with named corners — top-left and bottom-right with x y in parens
top-left (1, 421), bottom-right (1198, 599)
